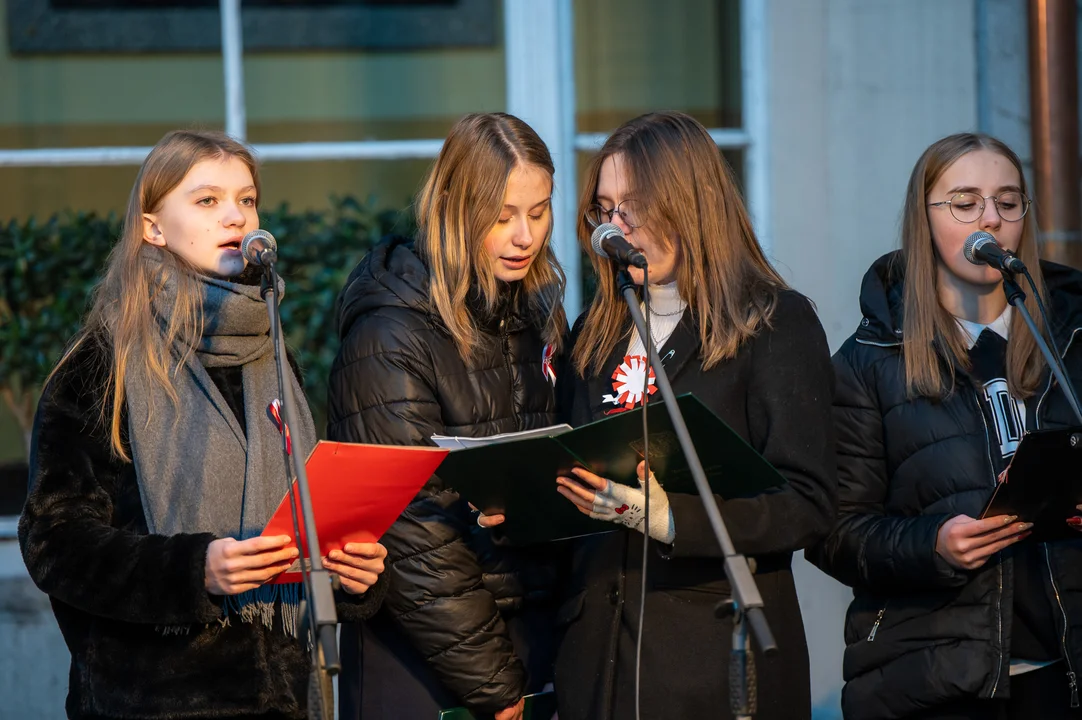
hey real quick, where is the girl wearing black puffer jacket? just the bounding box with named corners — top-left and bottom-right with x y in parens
top-left (328, 113), bottom-right (568, 720)
top-left (808, 133), bottom-right (1082, 719)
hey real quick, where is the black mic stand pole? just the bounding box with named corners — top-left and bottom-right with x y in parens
top-left (1002, 271), bottom-right (1082, 425)
top-left (260, 267), bottom-right (339, 720)
top-left (616, 268), bottom-right (777, 720)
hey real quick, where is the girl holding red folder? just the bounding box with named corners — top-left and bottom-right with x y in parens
top-left (328, 113), bottom-right (568, 720)
top-left (19, 130), bottom-right (387, 720)
top-left (552, 111), bottom-right (837, 720)
top-left (808, 133), bottom-right (1082, 719)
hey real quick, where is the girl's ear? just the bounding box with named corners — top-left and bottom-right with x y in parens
top-left (143, 214), bottom-right (165, 247)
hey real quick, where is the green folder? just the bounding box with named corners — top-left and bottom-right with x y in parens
top-left (439, 691), bottom-right (558, 719)
top-left (434, 393), bottom-right (786, 545)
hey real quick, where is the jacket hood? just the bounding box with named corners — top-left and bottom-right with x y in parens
top-left (337, 236), bottom-right (430, 340)
top-left (854, 250), bottom-right (1082, 348)
top-left (854, 251), bottom-right (907, 346)
top-left (336, 236), bottom-right (536, 340)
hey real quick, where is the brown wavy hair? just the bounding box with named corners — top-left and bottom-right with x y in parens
top-left (50, 129), bottom-right (261, 459)
top-left (898, 132), bottom-right (1046, 399)
top-left (571, 111), bottom-right (788, 375)
top-left (414, 112), bottom-right (566, 362)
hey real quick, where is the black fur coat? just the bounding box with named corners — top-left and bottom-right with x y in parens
top-left (19, 333), bottom-right (386, 719)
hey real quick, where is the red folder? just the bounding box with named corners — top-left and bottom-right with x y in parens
top-left (262, 440), bottom-right (448, 583)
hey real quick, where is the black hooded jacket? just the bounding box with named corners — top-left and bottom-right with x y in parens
top-left (327, 237), bottom-right (562, 713)
top-left (808, 251), bottom-right (1082, 719)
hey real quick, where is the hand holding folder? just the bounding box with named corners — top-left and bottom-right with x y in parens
top-left (261, 440), bottom-right (447, 582)
top-left (434, 394), bottom-right (786, 545)
top-left (981, 427), bottom-right (1082, 543)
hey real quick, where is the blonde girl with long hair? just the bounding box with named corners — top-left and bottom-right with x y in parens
top-left (809, 133), bottom-right (1082, 719)
top-left (327, 112), bottom-right (567, 720)
top-left (19, 130), bottom-right (386, 720)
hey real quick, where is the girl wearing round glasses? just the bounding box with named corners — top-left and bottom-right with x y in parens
top-left (809, 133), bottom-right (1082, 719)
top-left (552, 111), bottom-right (837, 720)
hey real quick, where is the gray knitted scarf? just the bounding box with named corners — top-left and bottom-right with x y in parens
top-left (125, 270), bottom-right (318, 635)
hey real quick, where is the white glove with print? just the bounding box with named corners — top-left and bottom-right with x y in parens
top-left (556, 460), bottom-right (675, 544)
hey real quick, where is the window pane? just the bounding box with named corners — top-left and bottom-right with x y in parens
top-left (0, 0), bottom-right (503, 216)
top-left (0, 158), bottom-right (427, 225)
top-left (574, 0), bottom-right (741, 133)
top-left (0, 165), bottom-right (141, 220)
top-left (722, 147), bottom-right (745, 194)
top-left (0, 0), bottom-right (226, 217)
top-left (243, 46), bottom-right (506, 144)
top-left (0, 49), bottom-right (226, 150)
top-left (258, 158), bottom-right (429, 214)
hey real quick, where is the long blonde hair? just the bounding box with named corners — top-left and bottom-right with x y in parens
top-left (899, 133), bottom-right (1046, 399)
top-left (51, 130), bottom-right (261, 459)
top-left (414, 112), bottom-right (566, 362)
top-left (571, 111), bottom-right (788, 376)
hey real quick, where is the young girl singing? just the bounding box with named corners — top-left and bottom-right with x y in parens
top-left (19, 129), bottom-right (386, 720)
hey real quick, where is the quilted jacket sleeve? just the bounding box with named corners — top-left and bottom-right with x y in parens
top-left (327, 309), bottom-right (526, 713)
top-left (805, 339), bottom-right (967, 591)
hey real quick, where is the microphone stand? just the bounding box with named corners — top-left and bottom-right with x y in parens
top-left (616, 268), bottom-right (777, 720)
top-left (259, 267), bottom-right (339, 720)
top-left (1002, 271), bottom-right (1082, 425)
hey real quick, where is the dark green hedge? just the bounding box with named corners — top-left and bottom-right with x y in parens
top-left (0, 197), bottom-right (414, 449)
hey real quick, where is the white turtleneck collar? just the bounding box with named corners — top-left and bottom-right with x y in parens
top-left (625, 281), bottom-right (688, 358)
top-left (645, 281), bottom-right (686, 317)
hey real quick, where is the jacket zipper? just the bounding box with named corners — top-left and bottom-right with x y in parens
top-left (867, 605), bottom-right (887, 642)
top-left (974, 389), bottom-right (1005, 698)
top-left (854, 338), bottom-right (902, 349)
top-left (1034, 328), bottom-right (1082, 707)
top-left (1035, 327), bottom-right (1082, 422)
top-left (1044, 547), bottom-right (1080, 707)
top-left (499, 319), bottom-right (522, 431)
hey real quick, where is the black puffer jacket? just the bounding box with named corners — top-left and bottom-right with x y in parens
top-left (327, 237), bottom-right (561, 713)
top-left (807, 251), bottom-right (1082, 719)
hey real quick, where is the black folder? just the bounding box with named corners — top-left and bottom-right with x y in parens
top-left (434, 393), bottom-right (786, 545)
top-left (981, 427), bottom-right (1082, 543)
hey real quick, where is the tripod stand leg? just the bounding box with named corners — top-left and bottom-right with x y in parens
top-left (308, 638), bottom-right (335, 720)
top-left (729, 606), bottom-right (757, 720)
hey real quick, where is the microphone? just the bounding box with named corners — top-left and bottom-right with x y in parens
top-left (590, 223), bottom-right (648, 269)
top-left (241, 229), bottom-right (278, 267)
top-left (963, 231), bottom-right (1026, 274)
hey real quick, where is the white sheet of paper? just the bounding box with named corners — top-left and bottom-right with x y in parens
top-left (430, 424), bottom-right (573, 450)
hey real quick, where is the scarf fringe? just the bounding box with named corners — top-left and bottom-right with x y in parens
top-left (156, 624), bottom-right (192, 636)
top-left (157, 582), bottom-right (303, 638)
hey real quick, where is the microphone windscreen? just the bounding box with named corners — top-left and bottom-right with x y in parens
top-left (963, 230), bottom-right (995, 264)
top-left (241, 229), bottom-right (277, 265)
top-left (590, 222), bottom-right (623, 259)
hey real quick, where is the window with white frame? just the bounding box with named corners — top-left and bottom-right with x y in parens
top-left (0, 0), bottom-right (501, 222)
top-left (506, 0), bottom-right (768, 315)
top-left (1, 0), bottom-right (767, 319)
